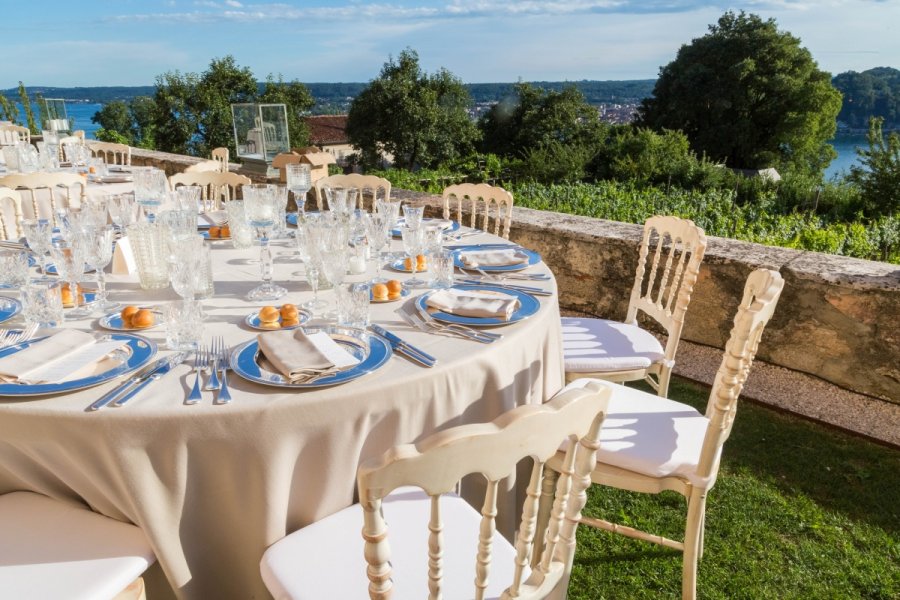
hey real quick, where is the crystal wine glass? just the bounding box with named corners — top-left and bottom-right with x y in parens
top-left (49, 239), bottom-right (88, 318)
top-left (108, 193), bottom-right (139, 231)
top-left (21, 219), bottom-right (53, 275)
top-left (244, 185), bottom-right (287, 301)
top-left (84, 225), bottom-right (118, 311)
top-left (401, 226), bottom-right (426, 288)
top-left (364, 211), bottom-right (391, 283)
top-left (286, 163), bottom-right (311, 223)
top-left (422, 225), bottom-right (445, 287)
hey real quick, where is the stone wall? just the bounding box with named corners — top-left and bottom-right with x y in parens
top-left (394, 189), bottom-right (900, 403)
top-left (129, 147), bottom-right (264, 181)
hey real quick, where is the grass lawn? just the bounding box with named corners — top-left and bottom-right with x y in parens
top-left (567, 377), bottom-right (900, 599)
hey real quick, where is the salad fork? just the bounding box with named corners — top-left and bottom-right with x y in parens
top-left (186, 346), bottom-right (206, 405)
top-left (215, 336), bottom-right (232, 404)
top-left (205, 338), bottom-right (221, 391)
top-left (0, 324), bottom-right (38, 349)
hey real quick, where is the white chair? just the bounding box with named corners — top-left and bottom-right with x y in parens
top-left (184, 160), bottom-right (222, 173)
top-left (0, 124), bottom-right (30, 146)
top-left (261, 381), bottom-right (611, 600)
top-left (168, 171), bottom-right (251, 212)
top-left (549, 268), bottom-right (784, 600)
top-left (0, 187), bottom-right (24, 240)
top-left (211, 147), bottom-right (229, 172)
top-left (0, 172), bottom-right (87, 224)
top-left (315, 173), bottom-right (391, 211)
top-left (442, 183), bottom-right (514, 239)
top-left (561, 216), bottom-right (707, 397)
top-left (0, 491), bottom-right (156, 600)
top-left (88, 141), bottom-right (131, 166)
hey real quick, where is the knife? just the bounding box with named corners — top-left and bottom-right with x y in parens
top-left (370, 324), bottom-right (436, 368)
top-left (459, 279), bottom-right (554, 296)
top-left (86, 353), bottom-right (181, 411)
top-left (111, 352), bottom-right (187, 407)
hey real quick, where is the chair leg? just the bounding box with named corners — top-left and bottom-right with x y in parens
top-left (698, 509), bottom-right (706, 559)
top-left (682, 489), bottom-right (707, 600)
top-left (656, 366), bottom-right (673, 398)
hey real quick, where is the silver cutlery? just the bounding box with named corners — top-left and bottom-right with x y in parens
top-left (185, 345), bottom-right (206, 405)
top-left (205, 337), bottom-right (221, 391)
top-left (473, 268), bottom-right (550, 281)
top-left (410, 309), bottom-right (499, 344)
top-left (215, 336), bottom-right (232, 404)
top-left (111, 353), bottom-right (187, 408)
top-left (87, 352), bottom-right (185, 411)
top-left (458, 279), bottom-right (553, 296)
top-left (0, 324), bottom-right (38, 349)
top-left (370, 324), bottom-right (436, 367)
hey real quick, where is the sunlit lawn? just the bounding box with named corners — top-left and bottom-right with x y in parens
top-left (568, 377), bottom-right (900, 599)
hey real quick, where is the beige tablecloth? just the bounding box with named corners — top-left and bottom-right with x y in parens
top-left (0, 227), bottom-right (564, 599)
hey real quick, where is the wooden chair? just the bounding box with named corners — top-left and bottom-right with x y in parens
top-left (561, 216), bottom-right (707, 397)
top-left (0, 124), bottom-right (30, 146)
top-left (549, 268), bottom-right (784, 600)
top-left (211, 147), bottom-right (229, 172)
top-left (88, 141), bottom-right (131, 166)
top-left (442, 183), bottom-right (514, 239)
top-left (0, 172), bottom-right (87, 225)
top-left (0, 187), bottom-right (24, 240)
top-left (168, 171), bottom-right (251, 212)
top-left (0, 491), bottom-right (156, 600)
top-left (260, 381), bottom-right (611, 599)
top-left (315, 174), bottom-right (391, 211)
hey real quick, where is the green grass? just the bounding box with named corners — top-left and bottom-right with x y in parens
top-left (568, 377), bottom-right (900, 599)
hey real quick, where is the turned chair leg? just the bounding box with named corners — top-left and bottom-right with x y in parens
top-left (682, 489), bottom-right (707, 600)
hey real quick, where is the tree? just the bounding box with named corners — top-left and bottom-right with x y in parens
top-left (152, 70), bottom-right (198, 155)
top-left (259, 75), bottom-right (314, 149)
top-left (17, 82), bottom-right (38, 134)
top-left (0, 92), bottom-right (17, 123)
top-left (347, 49), bottom-right (478, 170)
top-left (191, 56), bottom-right (257, 157)
top-left (92, 101), bottom-right (133, 140)
top-left (848, 117), bottom-right (900, 217)
top-left (638, 11), bottom-right (842, 175)
top-left (833, 67), bottom-right (900, 129)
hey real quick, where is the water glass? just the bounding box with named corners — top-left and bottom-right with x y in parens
top-left (401, 226), bottom-right (426, 288)
top-left (21, 279), bottom-right (64, 327)
top-left (49, 240), bottom-right (88, 318)
top-left (84, 226), bottom-right (117, 311)
top-left (286, 163), bottom-right (311, 215)
top-left (432, 250), bottom-right (456, 289)
top-left (272, 185), bottom-right (289, 237)
top-left (108, 194), bottom-right (139, 229)
top-left (127, 222), bottom-right (170, 289)
top-left (223, 200), bottom-right (254, 249)
top-left (164, 300), bottom-right (204, 352)
top-left (336, 283), bottom-right (370, 328)
top-left (174, 186), bottom-right (202, 213)
top-left (0, 250), bottom-right (30, 288)
top-left (376, 199), bottom-right (402, 229)
top-left (21, 219), bottom-right (53, 275)
top-left (87, 157), bottom-right (107, 177)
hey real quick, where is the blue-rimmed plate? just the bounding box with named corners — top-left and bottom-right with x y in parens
top-left (230, 325), bottom-right (391, 389)
top-left (391, 218), bottom-right (459, 237)
top-left (44, 263), bottom-right (96, 276)
top-left (389, 258), bottom-right (429, 273)
top-left (0, 296), bottom-right (22, 324)
top-left (0, 333), bottom-right (157, 397)
top-left (452, 246), bottom-right (541, 273)
top-left (245, 308), bottom-right (312, 330)
top-left (415, 284), bottom-right (541, 327)
top-left (98, 310), bottom-right (163, 332)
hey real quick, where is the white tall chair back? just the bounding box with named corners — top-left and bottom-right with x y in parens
top-left (0, 124), bottom-right (30, 146)
top-left (315, 174), bottom-right (391, 211)
top-left (0, 186), bottom-right (24, 240)
top-left (87, 141), bottom-right (131, 166)
top-left (211, 147), bottom-right (230, 172)
top-left (169, 171), bottom-right (252, 212)
top-left (0, 172), bottom-right (86, 225)
top-left (442, 183), bottom-right (514, 239)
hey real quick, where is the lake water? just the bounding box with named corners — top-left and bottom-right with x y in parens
top-left (12, 102), bottom-right (102, 139)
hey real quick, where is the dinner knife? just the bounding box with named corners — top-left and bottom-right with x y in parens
top-left (85, 353), bottom-right (181, 411)
top-left (458, 279), bottom-right (554, 296)
top-left (370, 324), bottom-right (437, 368)
top-left (110, 352), bottom-right (187, 407)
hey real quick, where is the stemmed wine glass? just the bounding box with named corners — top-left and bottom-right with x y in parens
top-left (84, 225), bottom-right (118, 311)
top-left (22, 219), bottom-right (53, 275)
top-left (364, 211), bottom-right (391, 283)
top-left (402, 204), bottom-right (425, 229)
top-left (49, 238), bottom-right (88, 318)
top-left (244, 185), bottom-right (287, 301)
top-left (286, 163), bottom-right (311, 223)
top-left (320, 243), bottom-right (348, 318)
top-left (108, 193), bottom-right (139, 231)
top-left (401, 226), bottom-right (426, 288)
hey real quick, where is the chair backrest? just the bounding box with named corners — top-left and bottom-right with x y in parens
top-left (87, 141), bottom-right (131, 166)
top-left (0, 187), bottom-right (24, 240)
top-left (697, 268), bottom-right (784, 481)
top-left (184, 160), bottom-right (222, 173)
top-left (0, 172), bottom-right (86, 224)
top-left (625, 216), bottom-right (708, 364)
top-left (315, 174), bottom-right (391, 211)
top-left (168, 171), bottom-right (252, 211)
top-left (0, 124), bottom-right (30, 146)
top-left (442, 183), bottom-right (514, 239)
top-left (211, 147), bottom-right (229, 172)
top-left (358, 381), bottom-right (610, 599)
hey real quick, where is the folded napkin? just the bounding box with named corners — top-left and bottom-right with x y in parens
top-left (258, 329), bottom-right (359, 384)
top-left (426, 288), bottom-right (520, 320)
top-left (459, 249), bottom-right (530, 268)
top-left (0, 330), bottom-right (125, 384)
top-left (425, 218), bottom-right (454, 230)
top-left (199, 211), bottom-right (228, 227)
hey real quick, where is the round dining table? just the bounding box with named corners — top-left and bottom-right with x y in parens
top-left (0, 196), bottom-right (564, 599)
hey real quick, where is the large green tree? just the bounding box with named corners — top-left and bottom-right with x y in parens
top-left (848, 117), bottom-right (900, 217)
top-left (638, 11), bottom-right (842, 174)
top-left (347, 49), bottom-right (478, 170)
top-left (833, 67), bottom-right (900, 129)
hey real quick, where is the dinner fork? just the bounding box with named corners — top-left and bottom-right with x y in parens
top-left (205, 338), bottom-right (221, 391)
top-left (408, 308), bottom-right (499, 344)
top-left (473, 267), bottom-right (550, 282)
top-left (0, 324), bottom-right (38, 349)
top-left (215, 336), bottom-right (232, 405)
top-left (185, 345), bottom-right (206, 405)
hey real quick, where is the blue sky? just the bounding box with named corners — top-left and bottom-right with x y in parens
top-left (5, 1), bottom-right (899, 87)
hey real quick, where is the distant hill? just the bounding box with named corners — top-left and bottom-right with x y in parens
top-left (832, 67), bottom-right (900, 129)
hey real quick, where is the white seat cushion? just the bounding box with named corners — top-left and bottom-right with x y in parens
top-left (261, 488), bottom-right (525, 599)
top-left (0, 491), bottom-right (155, 600)
top-left (563, 379), bottom-right (714, 487)
top-left (561, 317), bottom-right (665, 373)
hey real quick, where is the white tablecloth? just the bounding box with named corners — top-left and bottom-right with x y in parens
top-left (0, 226), bottom-right (564, 598)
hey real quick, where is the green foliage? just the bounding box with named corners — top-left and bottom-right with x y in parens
top-left (0, 92), bottom-right (17, 123)
top-left (93, 128), bottom-right (131, 144)
top-left (848, 117), bottom-right (900, 217)
top-left (17, 82), bottom-right (37, 134)
top-left (152, 69), bottom-right (198, 156)
top-left (347, 49), bottom-right (479, 170)
top-left (638, 11), bottom-right (842, 174)
top-left (259, 75), bottom-right (314, 150)
top-left (92, 101), bottom-right (132, 138)
top-left (833, 67), bottom-right (900, 129)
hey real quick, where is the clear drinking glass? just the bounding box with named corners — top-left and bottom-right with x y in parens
top-left (286, 163), bottom-right (311, 222)
top-left (84, 226), bottom-right (117, 311)
top-left (401, 226), bottom-right (426, 288)
top-left (223, 200), bottom-right (254, 249)
top-left (0, 250), bottom-right (30, 288)
top-left (402, 204), bottom-right (425, 230)
top-left (432, 250), bottom-right (456, 289)
top-left (244, 184), bottom-right (287, 301)
top-left (272, 185), bottom-right (289, 237)
top-left (107, 194), bottom-right (139, 230)
top-left (376, 198), bottom-right (402, 229)
top-left (164, 300), bottom-right (203, 352)
top-left (127, 222), bottom-right (170, 289)
top-left (133, 167), bottom-right (168, 222)
top-left (364, 211), bottom-right (391, 283)
top-left (338, 282), bottom-right (370, 328)
top-left (21, 279), bottom-right (64, 328)
top-left (174, 186), bottom-right (202, 214)
top-left (49, 240), bottom-right (88, 318)
top-left (302, 261), bottom-right (328, 312)
top-left (21, 219), bottom-right (53, 275)
top-left (422, 225), bottom-right (445, 287)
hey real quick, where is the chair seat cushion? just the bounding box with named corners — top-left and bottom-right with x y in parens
top-left (0, 491), bottom-right (155, 600)
top-left (561, 318), bottom-right (665, 373)
top-left (563, 379), bottom-right (714, 487)
top-left (261, 488), bottom-right (524, 599)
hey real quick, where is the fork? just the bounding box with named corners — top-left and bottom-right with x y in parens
top-left (410, 309), bottom-right (499, 344)
top-left (215, 336), bottom-right (232, 405)
top-left (0, 324), bottom-right (38, 349)
top-left (185, 345), bottom-right (206, 405)
top-left (205, 338), bottom-right (221, 391)
top-left (473, 267), bottom-right (550, 282)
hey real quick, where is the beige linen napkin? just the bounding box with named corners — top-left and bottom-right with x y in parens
top-left (426, 288), bottom-right (520, 320)
top-left (459, 249), bottom-right (530, 268)
top-left (257, 329), bottom-right (358, 384)
top-left (0, 330), bottom-right (97, 383)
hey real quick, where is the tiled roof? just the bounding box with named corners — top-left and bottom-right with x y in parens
top-left (305, 115), bottom-right (349, 146)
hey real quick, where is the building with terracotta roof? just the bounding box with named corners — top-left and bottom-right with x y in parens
top-left (304, 115), bottom-right (355, 166)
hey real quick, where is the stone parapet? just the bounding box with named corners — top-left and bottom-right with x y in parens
top-left (394, 189), bottom-right (900, 402)
top-left (129, 147), bottom-right (265, 181)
